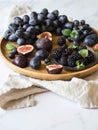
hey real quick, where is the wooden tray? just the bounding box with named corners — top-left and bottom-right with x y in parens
top-left (0, 37), bottom-right (98, 80)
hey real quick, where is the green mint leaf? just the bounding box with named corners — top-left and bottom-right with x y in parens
top-left (78, 49), bottom-right (88, 58)
top-left (76, 61), bottom-right (85, 69)
top-left (6, 43), bottom-right (15, 51)
top-left (68, 45), bottom-right (78, 49)
top-left (62, 29), bottom-right (71, 36)
top-left (70, 30), bottom-right (78, 39)
top-left (46, 62), bottom-right (52, 65)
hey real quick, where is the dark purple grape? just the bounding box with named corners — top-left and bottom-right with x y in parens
top-left (41, 25), bottom-right (47, 32)
top-left (4, 29), bottom-right (11, 40)
top-left (23, 15), bottom-right (30, 24)
top-left (44, 57), bottom-right (51, 64)
top-left (37, 13), bottom-right (45, 22)
top-left (17, 38), bottom-right (26, 46)
top-left (53, 19), bottom-right (60, 27)
top-left (30, 12), bottom-right (37, 19)
top-left (47, 26), bottom-right (54, 32)
top-left (67, 37), bottom-right (73, 42)
top-left (80, 20), bottom-right (85, 25)
top-left (12, 48), bottom-right (18, 54)
top-left (84, 38), bottom-right (95, 46)
top-left (31, 35), bottom-right (36, 40)
top-left (47, 13), bottom-right (56, 20)
top-left (29, 56), bottom-right (41, 69)
top-left (23, 24), bottom-right (29, 30)
top-left (8, 23), bottom-right (18, 33)
top-left (45, 19), bottom-right (53, 26)
top-left (74, 34), bottom-right (80, 42)
top-left (73, 26), bottom-right (79, 30)
top-left (80, 24), bottom-right (91, 31)
top-left (56, 28), bottom-right (62, 35)
top-left (35, 25), bottom-right (41, 33)
top-left (15, 29), bottom-right (23, 38)
top-left (59, 15), bottom-right (68, 24)
top-left (26, 26), bottom-right (34, 33)
top-left (17, 27), bottom-right (25, 32)
top-left (41, 8), bottom-right (48, 16)
top-left (83, 30), bottom-right (89, 37)
top-left (14, 17), bottom-right (22, 26)
top-left (29, 19), bottom-right (38, 26)
top-left (8, 34), bottom-right (17, 42)
top-left (64, 22), bottom-right (73, 29)
top-left (73, 41), bottom-right (80, 46)
top-left (73, 20), bottom-right (79, 27)
top-left (26, 38), bottom-right (33, 44)
top-left (89, 33), bottom-right (98, 42)
top-left (57, 37), bottom-right (66, 46)
top-left (23, 31), bottom-right (31, 39)
top-left (26, 26), bottom-right (38, 34)
top-left (35, 49), bottom-right (49, 60)
top-left (8, 52), bottom-right (15, 59)
top-left (84, 33), bottom-right (98, 46)
top-left (52, 10), bottom-right (59, 18)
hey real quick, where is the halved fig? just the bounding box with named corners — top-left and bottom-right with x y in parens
top-left (93, 44), bottom-right (98, 51)
top-left (17, 45), bottom-right (34, 55)
top-left (37, 32), bottom-right (52, 41)
top-left (46, 64), bottom-right (63, 74)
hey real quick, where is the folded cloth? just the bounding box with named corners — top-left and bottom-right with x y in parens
top-left (1, 5), bottom-right (98, 110)
top-left (1, 72), bottom-right (98, 109)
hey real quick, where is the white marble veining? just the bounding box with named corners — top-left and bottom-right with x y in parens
top-left (0, 0), bottom-right (98, 130)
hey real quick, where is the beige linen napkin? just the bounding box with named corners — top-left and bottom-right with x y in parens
top-left (0, 5), bottom-right (98, 110)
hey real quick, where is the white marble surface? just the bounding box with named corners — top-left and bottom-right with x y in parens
top-left (0, 0), bottom-right (98, 130)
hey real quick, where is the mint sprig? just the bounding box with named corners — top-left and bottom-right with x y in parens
top-left (68, 45), bottom-right (78, 49)
top-left (6, 43), bottom-right (15, 51)
top-left (78, 49), bottom-right (88, 58)
top-left (70, 30), bottom-right (78, 40)
top-left (76, 61), bottom-right (85, 69)
top-left (62, 29), bottom-right (71, 36)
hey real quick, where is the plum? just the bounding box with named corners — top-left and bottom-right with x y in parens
top-left (35, 38), bottom-right (52, 51)
top-left (34, 49), bottom-right (49, 60)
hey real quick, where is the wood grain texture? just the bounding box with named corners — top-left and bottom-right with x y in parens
top-left (0, 37), bottom-right (98, 80)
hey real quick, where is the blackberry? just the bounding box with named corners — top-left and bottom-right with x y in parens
top-left (51, 48), bottom-right (62, 59)
top-left (71, 51), bottom-right (82, 60)
top-left (67, 56), bottom-right (76, 67)
top-left (79, 58), bottom-right (89, 66)
top-left (87, 51), bottom-right (95, 62)
top-left (64, 48), bottom-right (73, 56)
top-left (60, 44), bottom-right (68, 51)
top-left (57, 37), bottom-right (66, 46)
top-left (59, 56), bottom-right (67, 66)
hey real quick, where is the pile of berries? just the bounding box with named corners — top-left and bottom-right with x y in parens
top-left (4, 8), bottom-right (98, 47)
top-left (50, 40), bottom-right (95, 69)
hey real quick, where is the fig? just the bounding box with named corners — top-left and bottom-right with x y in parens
top-left (46, 64), bottom-right (63, 74)
top-left (93, 44), bottom-right (98, 51)
top-left (13, 55), bottom-right (28, 68)
top-left (37, 32), bottom-right (52, 40)
top-left (17, 45), bottom-right (34, 55)
top-left (35, 38), bottom-right (52, 51)
top-left (34, 49), bottom-right (49, 60)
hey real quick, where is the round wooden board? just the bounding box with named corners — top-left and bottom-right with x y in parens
top-left (0, 37), bottom-right (98, 80)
